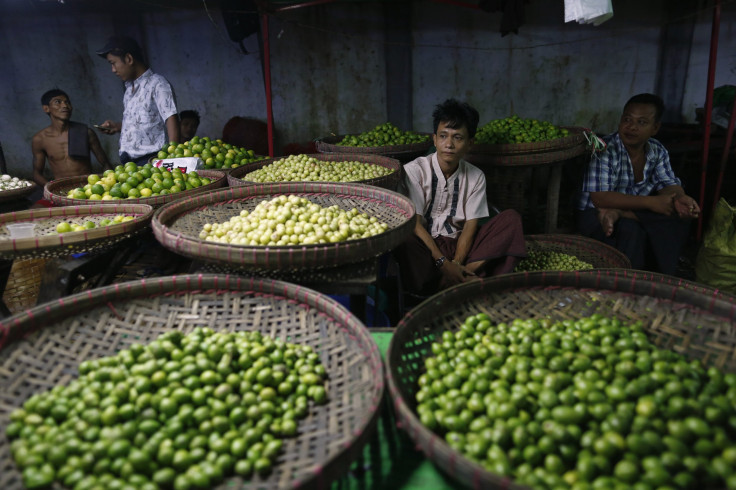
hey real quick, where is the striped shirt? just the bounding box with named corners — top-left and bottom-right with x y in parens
top-left (577, 132), bottom-right (681, 210)
top-left (401, 152), bottom-right (489, 239)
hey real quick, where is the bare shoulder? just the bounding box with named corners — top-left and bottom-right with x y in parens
top-left (32, 127), bottom-right (51, 147)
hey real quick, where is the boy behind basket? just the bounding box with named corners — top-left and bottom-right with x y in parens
top-left (395, 98), bottom-right (527, 295)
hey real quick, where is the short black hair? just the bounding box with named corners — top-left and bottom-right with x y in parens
top-left (41, 89), bottom-right (69, 106)
top-left (625, 93), bottom-right (665, 122)
top-left (180, 110), bottom-right (200, 124)
top-left (432, 98), bottom-right (480, 139)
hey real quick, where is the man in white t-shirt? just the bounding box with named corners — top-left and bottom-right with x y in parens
top-left (397, 98), bottom-right (526, 295)
top-left (95, 36), bottom-right (180, 164)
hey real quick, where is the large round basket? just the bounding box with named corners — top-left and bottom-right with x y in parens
top-left (227, 153), bottom-right (402, 191)
top-left (43, 169), bottom-right (227, 208)
top-left (386, 269), bottom-right (736, 490)
top-left (151, 182), bottom-right (415, 272)
top-left (315, 134), bottom-right (433, 163)
top-left (465, 127), bottom-right (588, 165)
top-left (0, 181), bottom-right (37, 204)
top-left (0, 274), bottom-right (384, 490)
top-left (522, 233), bottom-right (631, 269)
top-left (0, 203), bottom-right (153, 260)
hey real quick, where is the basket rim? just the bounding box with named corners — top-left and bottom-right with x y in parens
top-left (43, 169), bottom-right (227, 208)
top-left (386, 268), bottom-right (736, 490)
top-left (0, 273), bottom-right (385, 490)
top-left (315, 133), bottom-right (433, 154)
top-left (0, 203), bottom-right (154, 256)
top-left (151, 182), bottom-right (416, 270)
top-left (226, 152), bottom-right (401, 188)
top-left (468, 126), bottom-right (587, 155)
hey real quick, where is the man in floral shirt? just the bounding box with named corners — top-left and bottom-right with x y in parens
top-left (96, 36), bottom-right (180, 164)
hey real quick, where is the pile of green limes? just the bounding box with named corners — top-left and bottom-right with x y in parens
top-left (515, 250), bottom-right (594, 272)
top-left (66, 162), bottom-right (212, 200)
top-left (415, 313), bottom-right (736, 489)
top-left (156, 136), bottom-right (265, 170)
top-left (336, 122), bottom-right (430, 147)
top-left (475, 116), bottom-right (569, 144)
top-left (241, 154), bottom-right (394, 183)
top-left (7, 328), bottom-right (329, 489)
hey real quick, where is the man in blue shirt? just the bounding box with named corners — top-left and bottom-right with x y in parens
top-left (576, 93), bottom-right (700, 275)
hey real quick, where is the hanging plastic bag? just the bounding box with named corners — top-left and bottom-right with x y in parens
top-left (564, 0), bottom-right (614, 26)
top-left (695, 198), bottom-right (736, 294)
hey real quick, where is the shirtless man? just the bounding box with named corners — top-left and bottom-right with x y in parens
top-left (31, 89), bottom-right (112, 187)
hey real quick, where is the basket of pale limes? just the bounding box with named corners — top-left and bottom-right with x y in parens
top-left (154, 136), bottom-right (266, 170)
top-left (227, 153), bottom-right (401, 191)
top-left (316, 122), bottom-right (433, 163)
top-left (43, 161), bottom-right (226, 208)
top-left (151, 182), bottom-right (415, 273)
top-left (387, 269), bottom-right (736, 490)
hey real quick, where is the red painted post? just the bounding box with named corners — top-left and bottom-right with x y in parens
top-left (262, 13), bottom-right (274, 158)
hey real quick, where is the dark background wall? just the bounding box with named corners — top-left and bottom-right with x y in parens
top-left (1, 0), bottom-right (734, 179)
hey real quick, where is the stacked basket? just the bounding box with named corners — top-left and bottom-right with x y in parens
top-left (464, 127), bottom-right (589, 232)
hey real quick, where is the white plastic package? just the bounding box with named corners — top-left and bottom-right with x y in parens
top-left (564, 0), bottom-right (614, 26)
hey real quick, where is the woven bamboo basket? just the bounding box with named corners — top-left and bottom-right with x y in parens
top-left (521, 233), bottom-right (631, 269)
top-left (0, 274), bottom-right (384, 490)
top-left (42, 169), bottom-right (227, 208)
top-left (1, 257), bottom-right (46, 313)
top-left (0, 181), bottom-right (37, 204)
top-left (227, 153), bottom-right (402, 191)
top-left (465, 127), bottom-right (588, 164)
top-left (151, 182), bottom-right (415, 272)
top-left (0, 203), bottom-right (153, 261)
top-left (386, 269), bottom-right (736, 490)
top-left (316, 134), bottom-right (433, 163)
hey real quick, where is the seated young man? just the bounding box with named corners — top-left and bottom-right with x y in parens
top-left (575, 93), bottom-right (700, 276)
top-left (31, 89), bottom-right (112, 187)
top-left (395, 98), bottom-right (527, 295)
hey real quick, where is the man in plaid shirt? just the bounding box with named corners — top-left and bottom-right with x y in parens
top-left (576, 93), bottom-right (700, 275)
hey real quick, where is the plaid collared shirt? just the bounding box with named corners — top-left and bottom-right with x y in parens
top-left (576, 132), bottom-right (681, 210)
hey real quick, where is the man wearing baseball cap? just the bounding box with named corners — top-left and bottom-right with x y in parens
top-left (95, 35), bottom-right (180, 164)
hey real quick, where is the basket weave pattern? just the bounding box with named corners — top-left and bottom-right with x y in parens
top-left (152, 183), bottom-right (415, 271)
top-left (43, 169), bottom-right (226, 208)
top-left (387, 270), bottom-right (736, 490)
top-left (524, 233), bottom-right (631, 269)
top-left (227, 153), bottom-right (402, 191)
top-left (0, 274), bottom-right (384, 490)
top-left (0, 204), bottom-right (154, 260)
top-left (1, 258), bottom-right (46, 313)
